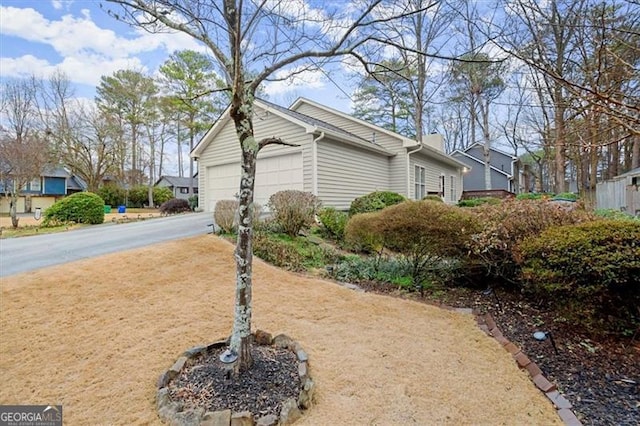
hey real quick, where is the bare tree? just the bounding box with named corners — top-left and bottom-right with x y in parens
top-left (105, 0), bottom-right (424, 373)
top-left (0, 79), bottom-right (50, 228)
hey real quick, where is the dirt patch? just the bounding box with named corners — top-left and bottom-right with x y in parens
top-left (0, 236), bottom-right (561, 425)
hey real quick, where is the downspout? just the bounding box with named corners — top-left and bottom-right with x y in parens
top-left (406, 144), bottom-right (423, 199)
top-left (312, 131), bottom-right (325, 196)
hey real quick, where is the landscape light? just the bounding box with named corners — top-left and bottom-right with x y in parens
top-left (533, 330), bottom-right (559, 355)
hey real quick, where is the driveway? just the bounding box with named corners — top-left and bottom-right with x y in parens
top-left (0, 212), bottom-right (212, 277)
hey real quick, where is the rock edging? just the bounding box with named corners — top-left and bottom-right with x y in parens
top-left (475, 312), bottom-right (583, 426)
top-left (156, 330), bottom-right (315, 426)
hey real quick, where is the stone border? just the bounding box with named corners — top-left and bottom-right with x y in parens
top-left (156, 330), bottom-right (315, 426)
top-left (474, 312), bottom-right (583, 426)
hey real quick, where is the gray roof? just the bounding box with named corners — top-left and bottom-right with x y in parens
top-left (156, 176), bottom-right (197, 187)
top-left (616, 167), bottom-right (640, 178)
top-left (41, 165), bottom-right (70, 178)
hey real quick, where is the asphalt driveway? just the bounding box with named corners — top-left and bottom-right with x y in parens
top-left (0, 212), bottom-right (212, 277)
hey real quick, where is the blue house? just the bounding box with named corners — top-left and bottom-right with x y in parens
top-left (451, 144), bottom-right (524, 195)
top-left (0, 166), bottom-right (86, 213)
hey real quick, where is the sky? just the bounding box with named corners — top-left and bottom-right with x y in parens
top-left (0, 0), bottom-right (353, 112)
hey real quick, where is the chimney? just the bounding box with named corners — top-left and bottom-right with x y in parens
top-left (422, 134), bottom-right (444, 152)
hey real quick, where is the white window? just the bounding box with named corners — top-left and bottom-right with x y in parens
top-left (439, 175), bottom-right (445, 198)
top-left (414, 165), bottom-right (426, 199)
top-left (30, 179), bottom-right (41, 192)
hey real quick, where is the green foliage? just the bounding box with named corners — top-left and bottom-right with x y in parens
top-left (516, 193), bottom-right (544, 200)
top-left (344, 212), bottom-right (385, 253)
top-left (159, 198), bottom-right (191, 214)
top-left (154, 187), bottom-right (174, 205)
top-left (422, 195), bottom-right (444, 203)
top-left (553, 192), bottom-right (578, 201)
top-left (330, 255), bottom-right (412, 283)
top-left (188, 195), bottom-right (199, 211)
top-left (467, 199), bottom-right (594, 283)
top-left (253, 232), bottom-right (340, 272)
top-left (43, 192), bottom-right (105, 226)
top-left (458, 197), bottom-right (501, 207)
top-left (594, 209), bottom-right (639, 221)
top-left (317, 207), bottom-right (348, 240)
top-left (268, 190), bottom-right (320, 236)
top-left (517, 220), bottom-right (640, 335)
top-left (97, 184), bottom-right (126, 207)
top-left (349, 191), bottom-right (405, 216)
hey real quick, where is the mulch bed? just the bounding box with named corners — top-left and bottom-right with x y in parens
top-left (356, 281), bottom-right (640, 426)
top-left (168, 345), bottom-right (301, 420)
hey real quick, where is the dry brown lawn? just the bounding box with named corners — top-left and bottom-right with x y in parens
top-left (0, 236), bottom-right (561, 425)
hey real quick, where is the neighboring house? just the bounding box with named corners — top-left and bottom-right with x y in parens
top-left (155, 175), bottom-right (199, 200)
top-left (451, 143), bottom-right (523, 194)
top-left (191, 98), bottom-right (468, 212)
top-left (596, 167), bottom-right (640, 215)
top-left (0, 166), bottom-right (87, 213)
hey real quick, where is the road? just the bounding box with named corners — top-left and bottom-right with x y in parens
top-left (0, 212), bottom-right (213, 277)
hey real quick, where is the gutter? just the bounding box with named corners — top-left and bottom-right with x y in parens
top-left (312, 131), bottom-right (325, 196)
top-left (406, 144), bottom-right (423, 199)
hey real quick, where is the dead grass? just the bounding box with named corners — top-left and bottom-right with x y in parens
top-left (0, 236), bottom-right (561, 425)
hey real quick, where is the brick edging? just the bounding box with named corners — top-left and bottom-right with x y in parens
top-left (474, 311), bottom-right (583, 426)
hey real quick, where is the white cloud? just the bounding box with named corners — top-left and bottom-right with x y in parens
top-left (0, 6), bottom-right (205, 86)
top-left (263, 67), bottom-right (326, 96)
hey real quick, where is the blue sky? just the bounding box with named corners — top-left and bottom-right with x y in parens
top-left (0, 0), bottom-right (353, 111)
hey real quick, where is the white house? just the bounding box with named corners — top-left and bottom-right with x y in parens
top-left (191, 98), bottom-right (468, 211)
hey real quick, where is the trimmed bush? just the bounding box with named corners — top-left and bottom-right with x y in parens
top-left (317, 207), bottom-right (348, 240)
top-left (43, 192), bottom-right (105, 226)
top-left (348, 191), bottom-right (405, 216)
top-left (422, 195), bottom-right (444, 203)
top-left (594, 208), bottom-right (639, 221)
top-left (153, 187), bottom-right (173, 206)
top-left (344, 212), bottom-right (385, 253)
top-left (253, 232), bottom-right (340, 272)
top-left (516, 220), bottom-right (640, 335)
top-left (159, 198), bottom-right (191, 215)
top-left (128, 185), bottom-right (173, 208)
top-left (268, 190), bottom-right (320, 236)
top-left (467, 199), bottom-right (594, 283)
top-left (188, 195), bottom-right (199, 211)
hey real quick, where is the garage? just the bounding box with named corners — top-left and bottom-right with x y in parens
top-left (205, 152), bottom-right (303, 211)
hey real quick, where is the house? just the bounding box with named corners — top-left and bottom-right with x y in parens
top-left (596, 167), bottom-right (640, 215)
top-left (192, 98), bottom-right (468, 212)
top-left (451, 143), bottom-right (523, 194)
top-left (155, 175), bottom-right (198, 200)
top-left (0, 166), bottom-right (86, 214)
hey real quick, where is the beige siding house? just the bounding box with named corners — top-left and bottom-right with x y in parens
top-left (192, 98), bottom-right (467, 211)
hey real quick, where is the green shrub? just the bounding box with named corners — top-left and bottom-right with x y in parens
top-left (458, 197), bottom-right (501, 207)
top-left (97, 184), bottom-right (126, 207)
top-left (375, 201), bottom-right (479, 294)
top-left (516, 193), bottom-right (544, 200)
top-left (467, 199), bottom-right (594, 283)
top-left (594, 208), bottom-right (639, 221)
top-left (348, 191), bottom-right (405, 215)
top-left (159, 198), bottom-right (191, 214)
top-left (43, 192), bottom-right (105, 226)
top-left (154, 187), bottom-right (173, 206)
top-left (422, 195), bottom-right (444, 203)
top-left (188, 195), bottom-right (199, 211)
top-left (552, 192), bottom-right (578, 201)
top-left (344, 212), bottom-right (385, 253)
top-left (268, 190), bottom-right (320, 236)
top-left (516, 220), bottom-right (640, 335)
top-left (317, 207), bottom-right (348, 240)
top-left (253, 232), bottom-right (340, 271)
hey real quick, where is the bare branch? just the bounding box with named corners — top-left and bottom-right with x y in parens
top-left (257, 137), bottom-right (299, 151)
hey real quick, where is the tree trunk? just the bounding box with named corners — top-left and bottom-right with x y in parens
top-left (554, 95), bottom-right (566, 194)
top-left (480, 99), bottom-right (492, 190)
top-left (10, 194), bottom-right (19, 228)
top-left (229, 97), bottom-right (256, 373)
top-left (632, 135), bottom-right (640, 170)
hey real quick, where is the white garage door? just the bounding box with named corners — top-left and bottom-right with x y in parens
top-left (206, 152), bottom-right (303, 211)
